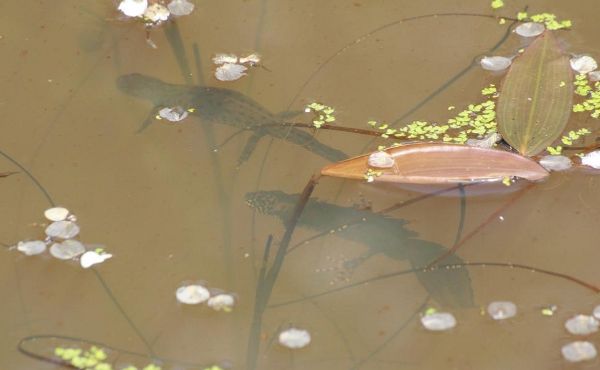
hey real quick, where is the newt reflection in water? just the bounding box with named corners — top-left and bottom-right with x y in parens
top-left (116, 73), bottom-right (348, 164)
top-left (245, 190), bottom-right (474, 308)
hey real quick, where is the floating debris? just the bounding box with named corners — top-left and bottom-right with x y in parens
top-left (49, 240), bottom-right (86, 260)
top-left (215, 63), bottom-right (248, 81)
top-left (80, 250), bottom-right (113, 268)
top-left (44, 207), bottom-right (70, 222)
top-left (539, 155), bottom-right (572, 171)
top-left (565, 314), bottom-right (599, 335)
top-left (515, 22), bottom-right (545, 37)
top-left (562, 341), bottom-right (597, 362)
top-left (17, 240), bottom-right (47, 256)
top-left (480, 56), bottom-right (512, 71)
top-left (581, 151), bottom-right (600, 169)
top-left (239, 53), bottom-right (261, 66)
top-left (207, 293), bottom-right (236, 312)
top-left (158, 106), bottom-right (189, 122)
top-left (466, 132), bottom-right (502, 149)
top-left (212, 54), bottom-right (238, 65)
top-left (368, 151), bottom-right (395, 168)
top-left (588, 71), bottom-right (600, 82)
top-left (176, 284), bottom-right (210, 304)
top-left (541, 304), bottom-right (557, 316)
top-left (118, 0), bottom-right (148, 17)
top-left (278, 328), bottom-right (311, 349)
top-left (570, 55), bottom-right (598, 74)
top-left (487, 301), bottom-right (517, 320)
top-left (45, 221), bottom-right (80, 239)
top-left (142, 3), bottom-right (170, 24)
top-left (420, 312), bottom-right (456, 331)
top-left (167, 0), bottom-right (194, 16)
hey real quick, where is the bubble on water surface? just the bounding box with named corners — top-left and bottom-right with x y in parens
top-left (562, 341), bottom-right (597, 362)
top-left (176, 284), bottom-right (210, 304)
top-left (158, 106), bottom-right (189, 122)
top-left (207, 294), bottom-right (236, 312)
top-left (565, 314), bottom-right (599, 335)
top-left (368, 151), bottom-right (395, 168)
top-left (278, 328), bottom-right (311, 349)
top-left (17, 240), bottom-right (47, 256)
top-left (581, 151), bottom-right (600, 169)
top-left (49, 240), bottom-right (86, 260)
top-left (80, 251), bottom-right (113, 268)
top-left (420, 312), bottom-right (456, 331)
top-left (539, 155), bottom-right (572, 172)
top-left (480, 56), bottom-right (512, 71)
top-left (44, 207), bottom-right (70, 222)
top-left (167, 0), bottom-right (194, 16)
top-left (570, 55), bottom-right (598, 74)
top-left (215, 63), bottom-right (247, 81)
top-left (45, 221), bottom-right (80, 239)
top-left (118, 0), bottom-right (148, 17)
top-left (515, 22), bottom-right (545, 37)
top-left (487, 301), bottom-right (517, 320)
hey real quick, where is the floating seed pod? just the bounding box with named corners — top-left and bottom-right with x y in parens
top-left (487, 301), bottom-right (517, 320)
top-left (480, 56), bottom-right (512, 71)
top-left (17, 240), bottom-right (47, 256)
top-left (367, 151), bottom-right (395, 168)
top-left (565, 314), bottom-right (599, 335)
top-left (515, 22), bottom-right (545, 37)
top-left (45, 221), bottom-right (80, 239)
top-left (44, 207), bottom-right (70, 222)
top-left (49, 240), bottom-right (86, 260)
top-left (176, 283), bottom-right (210, 304)
top-left (420, 312), bottom-right (456, 331)
top-left (562, 341), bottom-right (597, 362)
top-left (570, 55), bottom-right (598, 74)
top-left (278, 328), bottom-right (311, 349)
top-left (538, 155), bottom-right (572, 172)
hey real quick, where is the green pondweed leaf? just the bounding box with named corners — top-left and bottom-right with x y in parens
top-left (497, 31), bottom-right (573, 156)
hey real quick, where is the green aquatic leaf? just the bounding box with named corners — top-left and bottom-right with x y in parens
top-left (497, 31), bottom-right (573, 156)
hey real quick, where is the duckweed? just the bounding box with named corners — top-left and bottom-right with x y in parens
top-left (516, 12), bottom-right (572, 30)
top-left (305, 102), bottom-right (336, 128)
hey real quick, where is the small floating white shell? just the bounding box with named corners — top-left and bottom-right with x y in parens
top-left (570, 55), bottom-right (598, 74)
top-left (80, 251), bottom-right (113, 268)
top-left (17, 240), bottom-right (47, 256)
top-left (45, 221), bottom-right (80, 239)
top-left (539, 155), bottom-right (572, 172)
top-left (143, 3), bottom-right (170, 22)
top-left (207, 294), bottom-right (236, 311)
top-left (167, 0), bottom-right (194, 16)
top-left (118, 0), bottom-right (148, 17)
top-left (480, 56), bottom-right (512, 71)
top-left (176, 284), bottom-right (210, 304)
top-left (239, 53), bottom-right (261, 65)
top-left (368, 151), bottom-right (395, 168)
top-left (562, 341), bottom-right (597, 362)
top-left (565, 314), bottom-right (599, 335)
top-left (515, 22), bottom-right (545, 37)
top-left (212, 54), bottom-right (238, 65)
top-left (215, 63), bottom-right (247, 81)
top-left (44, 207), bottom-right (70, 222)
top-left (49, 240), bottom-right (86, 260)
top-left (420, 312), bottom-right (456, 331)
top-left (158, 106), bottom-right (189, 122)
top-left (588, 71), bottom-right (600, 82)
top-left (278, 328), bottom-right (311, 349)
top-left (487, 301), bottom-right (517, 320)
top-left (581, 151), bottom-right (600, 169)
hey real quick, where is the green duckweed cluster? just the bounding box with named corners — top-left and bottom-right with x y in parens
top-left (305, 102), bottom-right (336, 128)
top-left (54, 346), bottom-right (224, 370)
top-left (545, 129), bottom-right (591, 155)
top-left (363, 168), bottom-right (383, 182)
top-left (573, 74), bottom-right (600, 119)
top-left (490, 0), bottom-right (504, 9)
top-left (368, 84), bottom-right (498, 145)
top-left (516, 12), bottom-right (572, 30)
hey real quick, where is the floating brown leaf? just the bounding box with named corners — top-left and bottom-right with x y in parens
top-left (497, 31), bottom-right (573, 156)
top-left (320, 143), bottom-right (548, 184)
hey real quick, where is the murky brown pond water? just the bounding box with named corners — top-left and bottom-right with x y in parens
top-left (2, 0), bottom-right (600, 369)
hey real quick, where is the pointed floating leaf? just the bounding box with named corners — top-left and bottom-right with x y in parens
top-left (320, 143), bottom-right (548, 184)
top-left (497, 31), bottom-right (573, 156)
